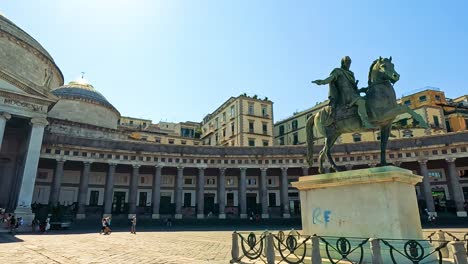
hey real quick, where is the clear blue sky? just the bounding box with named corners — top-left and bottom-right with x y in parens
top-left (2, 1), bottom-right (467, 122)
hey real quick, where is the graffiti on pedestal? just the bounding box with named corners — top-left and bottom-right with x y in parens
top-left (312, 207), bottom-right (331, 227)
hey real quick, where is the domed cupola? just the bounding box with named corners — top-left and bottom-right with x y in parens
top-left (48, 78), bottom-right (120, 129)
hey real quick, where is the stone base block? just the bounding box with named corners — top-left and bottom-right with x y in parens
top-left (174, 214), bottom-right (182, 219)
top-left (282, 213), bottom-right (291, 219)
top-left (261, 214), bottom-right (269, 219)
top-left (151, 214), bottom-right (160, 219)
top-left (240, 214), bottom-right (248, 219)
top-left (76, 213), bottom-right (86, 219)
top-left (197, 214), bottom-right (204, 219)
top-left (218, 214), bottom-right (226, 219)
top-left (292, 166), bottom-right (424, 239)
top-left (456, 211), bottom-right (467, 217)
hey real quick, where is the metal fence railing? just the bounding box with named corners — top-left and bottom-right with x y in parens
top-left (230, 230), bottom-right (468, 264)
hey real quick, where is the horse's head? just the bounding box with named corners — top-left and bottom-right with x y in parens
top-left (368, 56), bottom-right (400, 85)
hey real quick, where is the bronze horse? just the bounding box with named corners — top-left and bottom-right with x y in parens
top-left (306, 57), bottom-right (428, 173)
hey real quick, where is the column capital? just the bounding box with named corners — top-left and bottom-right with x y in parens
top-left (260, 167), bottom-right (267, 172)
top-left (219, 167), bottom-right (226, 173)
top-left (198, 166), bottom-right (206, 172)
top-left (108, 162), bottom-right (117, 167)
top-left (281, 167), bottom-right (288, 173)
top-left (239, 167), bottom-right (248, 172)
top-left (30, 117), bottom-right (48, 127)
top-left (56, 158), bottom-right (66, 164)
top-left (177, 166), bottom-right (184, 172)
top-left (0, 112), bottom-right (11, 121)
top-left (132, 164), bottom-right (141, 169)
top-left (445, 157), bottom-right (456, 163)
top-left (154, 164), bottom-right (163, 169)
top-left (417, 159), bottom-right (428, 165)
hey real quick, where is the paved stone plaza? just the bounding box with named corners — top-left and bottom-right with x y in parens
top-left (0, 230), bottom-right (234, 264)
top-left (0, 228), bottom-right (466, 264)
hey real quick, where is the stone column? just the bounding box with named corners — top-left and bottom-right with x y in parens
top-left (446, 158), bottom-right (466, 217)
top-left (280, 167), bottom-right (290, 218)
top-left (260, 167), bottom-right (269, 218)
top-left (103, 163), bottom-right (116, 217)
top-left (302, 167), bottom-right (309, 176)
top-left (76, 161), bottom-right (92, 219)
top-left (152, 165), bottom-right (162, 219)
top-left (15, 117), bottom-right (48, 221)
top-left (49, 159), bottom-right (65, 206)
top-left (218, 167), bottom-right (226, 219)
top-left (197, 167), bottom-right (205, 219)
top-left (174, 166), bottom-right (184, 219)
top-left (418, 160), bottom-right (436, 214)
top-left (239, 167), bottom-right (247, 219)
top-left (128, 164), bottom-right (140, 218)
top-left (0, 112), bottom-right (11, 151)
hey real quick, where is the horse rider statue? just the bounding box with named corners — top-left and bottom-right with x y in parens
top-left (312, 56), bottom-right (375, 129)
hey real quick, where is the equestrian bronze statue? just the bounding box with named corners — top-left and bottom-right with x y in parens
top-left (308, 56), bottom-right (428, 173)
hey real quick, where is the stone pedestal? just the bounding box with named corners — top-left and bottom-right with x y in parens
top-left (174, 214), bottom-right (182, 219)
top-left (292, 166), bottom-right (423, 239)
top-left (152, 214), bottom-right (160, 219)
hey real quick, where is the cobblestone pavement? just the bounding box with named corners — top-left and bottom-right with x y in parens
top-left (0, 230), bottom-right (234, 264)
top-left (0, 228), bottom-right (466, 264)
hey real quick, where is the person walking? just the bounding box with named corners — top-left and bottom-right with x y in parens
top-left (130, 215), bottom-right (136, 234)
top-left (9, 215), bottom-right (16, 235)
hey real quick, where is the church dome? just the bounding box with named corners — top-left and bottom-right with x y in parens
top-left (48, 79), bottom-right (120, 129)
top-left (0, 13), bottom-right (63, 92)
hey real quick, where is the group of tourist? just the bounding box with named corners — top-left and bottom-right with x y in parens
top-left (1, 213), bottom-right (22, 234)
top-left (100, 216), bottom-right (112, 235)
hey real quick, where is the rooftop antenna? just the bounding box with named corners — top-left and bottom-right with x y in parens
top-left (81, 72), bottom-right (85, 80)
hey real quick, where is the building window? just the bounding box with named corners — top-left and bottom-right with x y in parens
top-left (428, 171), bottom-right (442, 178)
top-left (248, 102), bottom-right (254, 115)
top-left (293, 132), bottom-right (299, 145)
top-left (162, 175), bottom-right (172, 185)
top-left (402, 129), bottom-right (413, 138)
top-left (222, 112), bottom-right (226, 122)
top-left (230, 105), bottom-right (236, 117)
top-left (89, 191), bottom-right (99, 206)
top-left (353, 133), bottom-right (362, 142)
top-left (168, 139), bottom-right (175, 144)
top-left (184, 178), bottom-right (193, 185)
top-left (404, 100), bottom-right (411, 106)
top-left (268, 193), bottom-right (276, 206)
top-left (249, 121), bottom-right (254, 133)
top-left (37, 172), bottom-right (48, 180)
top-left (247, 178), bottom-right (257, 185)
top-left (262, 123), bottom-right (268, 135)
top-left (262, 105), bottom-right (268, 117)
top-left (184, 193), bottom-right (191, 207)
top-left (419, 95), bottom-right (427, 102)
top-left (206, 178), bottom-right (216, 185)
top-left (292, 120), bottom-right (298, 130)
top-left (268, 178), bottom-right (275, 186)
top-left (181, 140), bottom-right (187, 145)
top-left (215, 117), bottom-right (219, 129)
top-left (129, 120), bottom-right (134, 125)
top-left (279, 137), bottom-right (284, 145)
top-left (140, 176), bottom-right (145, 184)
top-left (227, 178), bottom-right (234, 186)
top-left (227, 193), bottom-right (234, 206)
top-left (263, 140), bottom-right (269, 146)
top-left (155, 138), bottom-right (161, 143)
top-left (139, 192), bottom-right (147, 206)
top-left (435, 95), bottom-right (441, 101)
top-left (433, 115), bottom-right (440, 128)
top-left (231, 123), bottom-right (235, 133)
top-left (248, 138), bottom-right (255, 146)
top-left (222, 128), bottom-right (226, 137)
top-left (279, 125), bottom-right (284, 136)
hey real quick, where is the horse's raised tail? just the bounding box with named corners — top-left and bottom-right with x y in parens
top-left (306, 114), bottom-right (315, 167)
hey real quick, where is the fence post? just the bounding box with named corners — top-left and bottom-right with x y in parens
top-left (449, 241), bottom-right (468, 264)
top-left (311, 235), bottom-right (322, 264)
top-left (266, 232), bottom-right (275, 264)
top-left (230, 231), bottom-right (239, 263)
top-left (369, 238), bottom-right (383, 264)
top-left (436, 230), bottom-right (450, 258)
